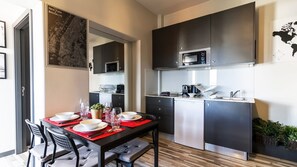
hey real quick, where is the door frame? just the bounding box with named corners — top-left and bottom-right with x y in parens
top-left (14, 10), bottom-right (34, 154)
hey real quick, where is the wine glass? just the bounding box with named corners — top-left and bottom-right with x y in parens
top-left (104, 102), bottom-right (112, 122)
top-left (80, 99), bottom-right (89, 120)
top-left (110, 107), bottom-right (122, 131)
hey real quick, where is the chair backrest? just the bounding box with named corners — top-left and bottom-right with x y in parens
top-left (47, 128), bottom-right (80, 166)
top-left (25, 119), bottom-right (48, 158)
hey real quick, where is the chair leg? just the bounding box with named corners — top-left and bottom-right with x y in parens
top-left (26, 152), bottom-right (31, 167)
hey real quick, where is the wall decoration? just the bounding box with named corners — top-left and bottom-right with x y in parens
top-left (47, 5), bottom-right (87, 68)
top-left (272, 18), bottom-right (297, 62)
top-left (0, 52), bottom-right (6, 79)
top-left (0, 21), bottom-right (6, 48)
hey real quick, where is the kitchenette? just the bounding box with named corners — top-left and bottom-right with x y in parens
top-left (146, 2), bottom-right (256, 160)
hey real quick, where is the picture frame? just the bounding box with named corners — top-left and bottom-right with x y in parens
top-left (0, 52), bottom-right (6, 79)
top-left (47, 5), bottom-right (87, 69)
top-left (0, 20), bottom-right (6, 48)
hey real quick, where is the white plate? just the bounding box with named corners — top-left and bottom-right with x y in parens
top-left (72, 122), bottom-right (108, 133)
top-left (50, 114), bottom-right (80, 123)
top-left (121, 114), bottom-right (142, 122)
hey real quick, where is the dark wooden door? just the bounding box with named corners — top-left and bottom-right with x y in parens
top-left (15, 14), bottom-right (31, 154)
top-left (210, 2), bottom-right (255, 66)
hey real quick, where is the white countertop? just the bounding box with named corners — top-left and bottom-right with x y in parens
top-left (146, 94), bottom-right (255, 103)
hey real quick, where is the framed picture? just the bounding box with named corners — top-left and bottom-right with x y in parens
top-left (47, 5), bottom-right (87, 68)
top-left (0, 52), bottom-right (6, 79)
top-left (0, 20), bottom-right (6, 48)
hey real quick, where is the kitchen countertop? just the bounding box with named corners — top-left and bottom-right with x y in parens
top-left (90, 91), bottom-right (124, 95)
top-left (146, 94), bottom-right (255, 103)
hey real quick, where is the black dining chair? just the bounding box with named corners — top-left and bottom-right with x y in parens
top-left (25, 119), bottom-right (69, 167)
top-left (46, 128), bottom-right (117, 167)
top-left (110, 113), bottom-right (156, 167)
top-left (111, 138), bottom-right (152, 167)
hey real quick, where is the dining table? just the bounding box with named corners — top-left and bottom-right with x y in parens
top-left (40, 112), bottom-right (159, 167)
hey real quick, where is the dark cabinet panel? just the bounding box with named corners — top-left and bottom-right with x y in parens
top-left (112, 94), bottom-right (124, 111)
top-left (210, 2), bottom-right (255, 66)
top-left (152, 24), bottom-right (180, 69)
top-left (204, 100), bottom-right (252, 152)
top-left (146, 97), bottom-right (174, 134)
top-left (179, 15), bottom-right (210, 51)
top-left (89, 92), bottom-right (99, 107)
top-left (93, 41), bottom-right (124, 74)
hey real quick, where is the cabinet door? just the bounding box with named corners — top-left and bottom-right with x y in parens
top-left (146, 97), bottom-right (174, 134)
top-left (174, 100), bottom-right (204, 149)
top-left (179, 15), bottom-right (210, 51)
top-left (93, 46), bottom-right (105, 74)
top-left (152, 25), bottom-right (180, 69)
top-left (112, 94), bottom-right (124, 111)
top-left (210, 2), bottom-right (255, 66)
top-left (204, 100), bottom-right (252, 152)
top-left (89, 93), bottom-right (99, 107)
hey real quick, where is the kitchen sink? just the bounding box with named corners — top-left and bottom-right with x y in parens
top-left (222, 97), bottom-right (246, 101)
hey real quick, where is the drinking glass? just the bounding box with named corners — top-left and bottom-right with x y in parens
top-left (110, 107), bottom-right (122, 131)
top-left (104, 102), bottom-right (112, 122)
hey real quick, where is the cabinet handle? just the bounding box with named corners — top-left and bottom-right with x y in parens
top-left (158, 108), bottom-right (161, 111)
top-left (158, 116), bottom-right (161, 119)
top-left (158, 100), bottom-right (161, 103)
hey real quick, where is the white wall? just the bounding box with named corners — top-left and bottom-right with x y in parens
top-left (162, 0), bottom-right (297, 126)
top-left (43, 0), bottom-right (157, 114)
top-left (0, 1), bottom-right (26, 153)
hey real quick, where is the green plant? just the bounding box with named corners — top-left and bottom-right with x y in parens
top-left (90, 103), bottom-right (104, 110)
top-left (253, 118), bottom-right (267, 135)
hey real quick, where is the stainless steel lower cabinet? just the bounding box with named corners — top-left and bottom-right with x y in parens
top-left (174, 98), bottom-right (204, 150)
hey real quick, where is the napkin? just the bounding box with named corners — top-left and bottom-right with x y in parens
top-left (44, 116), bottom-right (81, 127)
top-left (65, 126), bottom-right (125, 141)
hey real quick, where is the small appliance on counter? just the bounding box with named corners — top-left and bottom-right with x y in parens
top-left (160, 91), bottom-right (170, 96)
top-left (182, 84), bottom-right (201, 97)
top-left (116, 84), bottom-right (124, 93)
top-left (182, 85), bottom-right (190, 97)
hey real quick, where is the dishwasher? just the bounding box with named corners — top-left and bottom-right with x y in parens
top-left (174, 98), bottom-right (204, 150)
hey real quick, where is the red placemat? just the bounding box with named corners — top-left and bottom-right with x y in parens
top-left (44, 116), bottom-right (81, 127)
top-left (65, 126), bottom-right (125, 141)
top-left (120, 119), bottom-right (152, 128)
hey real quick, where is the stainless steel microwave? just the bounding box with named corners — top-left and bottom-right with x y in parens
top-left (179, 48), bottom-right (210, 68)
top-left (105, 61), bottom-right (119, 72)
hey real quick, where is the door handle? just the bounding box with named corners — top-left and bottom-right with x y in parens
top-left (22, 86), bottom-right (25, 97)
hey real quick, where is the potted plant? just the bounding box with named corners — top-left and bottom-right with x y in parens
top-left (283, 125), bottom-right (297, 150)
top-left (253, 118), bottom-right (283, 146)
top-left (90, 103), bottom-right (105, 119)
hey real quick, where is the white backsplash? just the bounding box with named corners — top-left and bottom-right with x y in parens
top-left (89, 72), bottom-right (124, 92)
top-left (160, 66), bottom-right (254, 98)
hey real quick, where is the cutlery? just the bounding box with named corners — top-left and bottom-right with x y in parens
top-left (87, 128), bottom-right (113, 138)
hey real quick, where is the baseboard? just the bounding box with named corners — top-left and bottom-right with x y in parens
top-left (0, 150), bottom-right (15, 158)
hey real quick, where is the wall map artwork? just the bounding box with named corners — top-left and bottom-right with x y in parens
top-left (47, 5), bottom-right (87, 68)
top-left (272, 18), bottom-right (297, 62)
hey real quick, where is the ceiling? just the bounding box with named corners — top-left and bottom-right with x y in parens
top-left (136, 0), bottom-right (209, 15)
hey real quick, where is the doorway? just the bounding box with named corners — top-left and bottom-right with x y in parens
top-left (14, 13), bottom-right (32, 154)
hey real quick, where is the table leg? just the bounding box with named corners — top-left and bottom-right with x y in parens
top-left (98, 149), bottom-right (105, 167)
top-left (152, 128), bottom-right (159, 167)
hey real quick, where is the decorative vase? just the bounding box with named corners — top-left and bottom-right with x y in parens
top-left (91, 109), bottom-right (102, 119)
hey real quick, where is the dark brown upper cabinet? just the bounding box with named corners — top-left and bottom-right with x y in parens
top-left (210, 2), bottom-right (255, 66)
top-left (152, 16), bottom-right (210, 70)
top-left (153, 24), bottom-right (180, 70)
top-left (93, 41), bottom-right (124, 74)
top-left (179, 15), bottom-right (210, 51)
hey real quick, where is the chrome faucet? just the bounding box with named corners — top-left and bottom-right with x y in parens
top-left (230, 90), bottom-right (240, 98)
